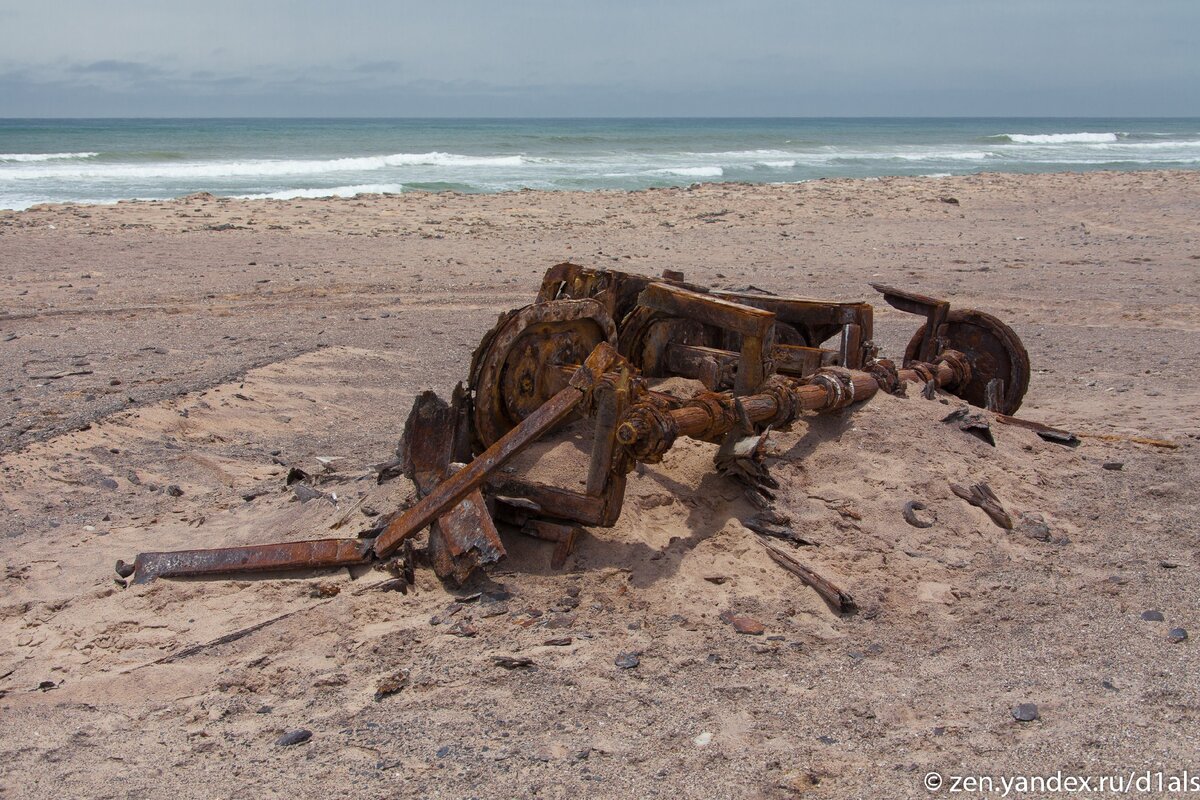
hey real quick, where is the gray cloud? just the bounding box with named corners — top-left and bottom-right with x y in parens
top-left (67, 60), bottom-right (163, 77)
top-left (1, 0), bottom-right (1197, 116)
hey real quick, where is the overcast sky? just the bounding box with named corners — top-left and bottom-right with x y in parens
top-left (1, 0), bottom-right (1197, 117)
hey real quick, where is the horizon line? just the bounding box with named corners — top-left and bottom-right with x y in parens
top-left (3, 114), bottom-right (1200, 122)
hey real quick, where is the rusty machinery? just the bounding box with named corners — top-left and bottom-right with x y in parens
top-left (129, 263), bottom-right (1030, 585)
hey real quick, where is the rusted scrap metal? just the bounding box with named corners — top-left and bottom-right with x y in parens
top-left (128, 262), bottom-right (1036, 601)
top-left (994, 413), bottom-right (1079, 445)
top-left (950, 481), bottom-right (1014, 530)
top-left (400, 388), bottom-right (505, 584)
top-left (760, 539), bottom-right (856, 614)
top-left (902, 500), bottom-right (935, 529)
top-left (132, 538), bottom-right (372, 584)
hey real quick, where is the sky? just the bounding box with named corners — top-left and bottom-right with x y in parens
top-left (1, 0), bottom-right (1197, 117)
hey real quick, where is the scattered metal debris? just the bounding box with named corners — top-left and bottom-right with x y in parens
top-left (760, 539), bottom-right (856, 614)
top-left (902, 500), bottom-right (935, 529)
top-left (942, 406), bottom-right (995, 446)
top-left (126, 263), bottom-right (1039, 610)
top-left (950, 482), bottom-right (1014, 530)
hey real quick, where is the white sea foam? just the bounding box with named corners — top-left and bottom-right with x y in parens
top-left (0, 151), bottom-right (539, 181)
top-left (235, 183), bottom-right (405, 200)
top-left (891, 150), bottom-right (995, 161)
top-left (651, 166), bottom-right (724, 177)
top-left (0, 152), bottom-right (99, 162)
top-left (998, 132), bottom-right (1120, 144)
top-left (760, 160), bottom-right (797, 169)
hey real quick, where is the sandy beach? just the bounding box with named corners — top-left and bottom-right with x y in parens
top-left (1, 169), bottom-right (1198, 798)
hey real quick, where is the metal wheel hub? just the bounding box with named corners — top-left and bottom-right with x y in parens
top-left (469, 299), bottom-right (617, 449)
top-left (905, 308), bottom-right (1030, 414)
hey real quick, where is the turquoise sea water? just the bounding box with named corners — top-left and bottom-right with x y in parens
top-left (1, 117), bottom-right (1198, 210)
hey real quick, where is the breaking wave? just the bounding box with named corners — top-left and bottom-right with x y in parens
top-left (996, 132), bottom-right (1122, 144)
top-left (0, 151), bottom-right (541, 181)
top-left (0, 151), bottom-right (99, 162)
top-left (235, 183), bottom-right (406, 200)
top-left (651, 166), bottom-right (724, 177)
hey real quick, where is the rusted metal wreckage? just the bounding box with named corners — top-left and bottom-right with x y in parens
top-left (129, 263), bottom-right (1031, 587)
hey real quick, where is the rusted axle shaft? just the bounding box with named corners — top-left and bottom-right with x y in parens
top-left (616, 352), bottom-right (970, 461)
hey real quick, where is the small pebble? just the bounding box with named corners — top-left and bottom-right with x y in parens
top-left (166, 484), bottom-right (183, 497)
top-left (1102, 462), bottom-right (1124, 471)
top-left (1011, 703), bottom-right (1039, 722)
top-left (98, 478), bottom-right (118, 491)
top-left (614, 652), bottom-right (640, 669)
top-left (1168, 628), bottom-right (1188, 643)
top-left (720, 611), bottom-right (765, 635)
top-left (448, 620), bottom-right (478, 638)
top-left (1141, 610), bottom-right (1165, 622)
top-left (492, 655), bottom-right (533, 669)
top-left (693, 732), bottom-right (713, 746)
top-left (275, 729), bottom-right (312, 746)
top-left (114, 559), bottom-right (135, 579)
top-left (374, 670), bottom-right (409, 701)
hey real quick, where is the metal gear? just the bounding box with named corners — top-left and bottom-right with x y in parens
top-left (468, 298), bottom-right (617, 449)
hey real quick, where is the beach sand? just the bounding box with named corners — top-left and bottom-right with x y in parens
top-left (0, 170), bottom-right (1197, 798)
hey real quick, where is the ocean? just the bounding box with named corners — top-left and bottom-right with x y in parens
top-left (1, 117), bottom-right (1198, 211)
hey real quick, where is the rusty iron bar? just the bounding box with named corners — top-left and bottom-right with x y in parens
top-left (132, 538), bottom-right (373, 584)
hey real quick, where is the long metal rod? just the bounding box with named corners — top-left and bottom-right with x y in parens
top-left (132, 538), bottom-right (373, 584)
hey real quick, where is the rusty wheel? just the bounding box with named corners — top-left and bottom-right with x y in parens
top-left (468, 298), bottom-right (617, 450)
top-left (904, 308), bottom-right (1030, 414)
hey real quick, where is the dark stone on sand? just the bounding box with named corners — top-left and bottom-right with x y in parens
top-left (276, 729), bottom-right (312, 747)
top-left (492, 655), bottom-right (533, 669)
top-left (291, 484), bottom-right (325, 503)
top-left (166, 484), bottom-right (183, 497)
top-left (1011, 703), bottom-right (1039, 722)
top-left (98, 477), bottom-right (118, 491)
top-left (114, 559), bottom-right (135, 579)
top-left (1168, 628), bottom-right (1188, 643)
top-left (615, 652), bottom-right (640, 669)
top-left (479, 602), bottom-right (509, 618)
top-left (1017, 512), bottom-right (1051, 542)
top-left (1141, 610), bottom-right (1165, 622)
top-left (1102, 462), bottom-right (1124, 471)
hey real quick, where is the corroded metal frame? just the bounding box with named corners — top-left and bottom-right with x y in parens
top-left (128, 264), bottom-right (1030, 586)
